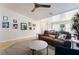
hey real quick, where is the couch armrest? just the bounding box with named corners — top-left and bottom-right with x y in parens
top-left (38, 34), bottom-right (44, 40)
top-left (63, 41), bottom-right (71, 48)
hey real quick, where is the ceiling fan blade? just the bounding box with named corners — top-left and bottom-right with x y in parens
top-left (34, 3), bottom-right (51, 8)
top-left (31, 7), bottom-right (36, 12)
top-left (40, 4), bottom-right (51, 8)
top-left (31, 3), bottom-right (51, 12)
top-left (34, 3), bottom-right (40, 9)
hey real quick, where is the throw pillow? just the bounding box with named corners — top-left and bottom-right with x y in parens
top-left (58, 34), bottom-right (67, 40)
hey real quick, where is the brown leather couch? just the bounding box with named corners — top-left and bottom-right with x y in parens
top-left (38, 30), bottom-right (71, 48)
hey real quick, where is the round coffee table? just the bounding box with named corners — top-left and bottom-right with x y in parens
top-left (29, 40), bottom-right (48, 55)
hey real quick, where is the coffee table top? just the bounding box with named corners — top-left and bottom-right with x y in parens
top-left (29, 40), bottom-right (48, 50)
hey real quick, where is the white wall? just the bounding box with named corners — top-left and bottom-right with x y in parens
top-left (0, 7), bottom-right (39, 42)
top-left (40, 8), bottom-right (79, 33)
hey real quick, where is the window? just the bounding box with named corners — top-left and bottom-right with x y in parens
top-left (60, 24), bottom-right (65, 31)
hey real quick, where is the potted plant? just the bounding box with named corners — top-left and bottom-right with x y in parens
top-left (72, 12), bottom-right (79, 47)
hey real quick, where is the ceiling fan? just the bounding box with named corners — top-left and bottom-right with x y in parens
top-left (31, 3), bottom-right (51, 12)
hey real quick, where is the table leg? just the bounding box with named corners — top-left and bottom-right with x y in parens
top-left (47, 46), bottom-right (48, 55)
top-left (31, 49), bottom-right (35, 55)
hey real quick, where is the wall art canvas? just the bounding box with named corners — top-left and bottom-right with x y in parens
top-left (21, 23), bottom-right (27, 30)
top-left (33, 24), bottom-right (36, 27)
top-left (13, 19), bottom-right (18, 29)
top-left (2, 22), bottom-right (9, 28)
top-left (33, 28), bottom-right (35, 30)
top-left (13, 24), bottom-right (18, 29)
top-left (28, 22), bottom-right (31, 26)
top-left (3, 16), bottom-right (8, 21)
top-left (13, 19), bottom-right (17, 23)
top-left (29, 27), bottom-right (32, 30)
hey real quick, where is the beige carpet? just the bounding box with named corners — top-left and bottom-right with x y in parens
top-left (0, 39), bottom-right (55, 55)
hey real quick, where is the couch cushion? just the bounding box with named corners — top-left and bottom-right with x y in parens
top-left (49, 34), bottom-right (56, 39)
top-left (58, 34), bottom-right (67, 40)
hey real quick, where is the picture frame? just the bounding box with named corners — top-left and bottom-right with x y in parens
top-left (33, 24), bottom-right (36, 27)
top-left (21, 23), bottom-right (27, 30)
top-left (13, 19), bottom-right (17, 23)
top-left (28, 22), bottom-right (31, 26)
top-left (2, 22), bottom-right (9, 28)
top-left (29, 27), bottom-right (32, 30)
top-left (3, 16), bottom-right (8, 21)
top-left (13, 24), bottom-right (18, 29)
top-left (33, 28), bottom-right (35, 30)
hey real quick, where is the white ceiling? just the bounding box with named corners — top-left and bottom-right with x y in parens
top-left (1, 3), bottom-right (79, 20)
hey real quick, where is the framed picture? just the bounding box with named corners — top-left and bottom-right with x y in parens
top-left (29, 27), bottom-right (32, 30)
top-left (2, 22), bottom-right (9, 28)
top-left (13, 19), bottom-right (17, 23)
top-left (28, 22), bottom-right (31, 26)
top-left (21, 23), bottom-right (27, 30)
top-left (13, 24), bottom-right (18, 29)
top-left (33, 28), bottom-right (35, 30)
top-left (3, 16), bottom-right (8, 21)
top-left (33, 24), bottom-right (36, 27)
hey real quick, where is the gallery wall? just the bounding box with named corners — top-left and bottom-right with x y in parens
top-left (0, 6), bottom-right (39, 42)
